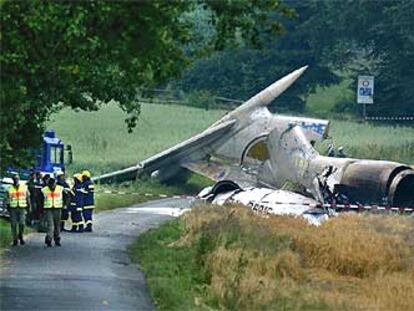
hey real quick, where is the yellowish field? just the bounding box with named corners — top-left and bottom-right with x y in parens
top-left (191, 206), bottom-right (414, 310)
top-left (132, 204), bottom-right (414, 310)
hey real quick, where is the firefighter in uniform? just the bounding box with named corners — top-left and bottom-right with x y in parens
top-left (7, 175), bottom-right (31, 246)
top-left (70, 173), bottom-right (84, 232)
top-left (82, 170), bottom-right (95, 232)
top-left (56, 171), bottom-right (71, 231)
top-left (41, 177), bottom-right (64, 247)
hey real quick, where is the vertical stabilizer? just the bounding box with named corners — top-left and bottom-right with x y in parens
top-left (214, 66), bottom-right (308, 127)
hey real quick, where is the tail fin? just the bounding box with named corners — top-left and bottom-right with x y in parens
top-left (233, 65), bottom-right (309, 113)
top-left (213, 66), bottom-right (309, 126)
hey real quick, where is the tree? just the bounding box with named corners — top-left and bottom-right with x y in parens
top-left (303, 0), bottom-right (414, 116)
top-left (0, 0), bottom-right (288, 169)
top-left (177, 0), bottom-right (414, 117)
top-left (175, 1), bottom-right (338, 113)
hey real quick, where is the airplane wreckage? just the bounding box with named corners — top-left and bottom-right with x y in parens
top-left (95, 66), bottom-right (414, 224)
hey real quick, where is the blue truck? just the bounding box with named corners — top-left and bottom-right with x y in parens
top-left (36, 129), bottom-right (66, 175)
top-left (0, 129), bottom-right (69, 216)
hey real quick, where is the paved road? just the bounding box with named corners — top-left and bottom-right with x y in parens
top-left (0, 198), bottom-right (193, 311)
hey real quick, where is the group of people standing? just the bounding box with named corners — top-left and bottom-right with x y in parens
top-left (61, 170), bottom-right (95, 234)
top-left (6, 170), bottom-right (95, 247)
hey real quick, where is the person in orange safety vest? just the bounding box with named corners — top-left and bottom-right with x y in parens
top-left (41, 177), bottom-right (64, 247)
top-left (6, 175), bottom-right (31, 246)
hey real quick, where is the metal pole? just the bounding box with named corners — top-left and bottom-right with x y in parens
top-left (362, 103), bottom-right (366, 120)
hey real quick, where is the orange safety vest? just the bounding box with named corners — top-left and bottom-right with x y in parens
top-left (8, 184), bottom-right (28, 208)
top-left (42, 185), bottom-right (64, 209)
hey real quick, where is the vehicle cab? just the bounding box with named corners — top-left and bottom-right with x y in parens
top-left (38, 129), bottom-right (65, 175)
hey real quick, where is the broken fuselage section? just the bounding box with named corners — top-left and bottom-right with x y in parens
top-left (95, 66), bottom-right (414, 219)
top-left (262, 124), bottom-right (414, 208)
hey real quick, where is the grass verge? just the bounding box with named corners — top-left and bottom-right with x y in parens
top-left (129, 219), bottom-right (209, 310)
top-left (0, 218), bottom-right (12, 251)
top-left (0, 218), bottom-right (12, 267)
top-left (0, 218), bottom-right (34, 266)
top-left (130, 204), bottom-right (414, 310)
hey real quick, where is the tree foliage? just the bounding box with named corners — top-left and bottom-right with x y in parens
top-left (175, 1), bottom-right (339, 112)
top-left (176, 0), bottom-right (414, 116)
top-left (0, 0), bottom-right (288, 169)
top-left (300, 0), bottom-right (414, 116)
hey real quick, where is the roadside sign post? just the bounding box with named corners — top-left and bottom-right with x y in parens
top-left (357, 75), bottom-right (374, 119)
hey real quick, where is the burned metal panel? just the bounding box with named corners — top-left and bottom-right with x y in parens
top-left (262, 124), bottom-right (414, 206)
top-left (261, 124), bottom-right (321, 189)
top-left (339, 161), bottom-right (407, 203)
top-left (198, 183), bottom-right (327, 226)
top-left (389, 170), bottom-right (414, 206)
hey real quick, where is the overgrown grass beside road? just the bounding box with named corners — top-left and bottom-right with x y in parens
top-left (0, 219), bottom-right (11, 266)
top-left (130, 205), bottom-right (414, 310)
top-left (0, 219), bottom-right (12, 251)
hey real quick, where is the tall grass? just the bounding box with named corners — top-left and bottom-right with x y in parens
top-left (327, 121), bottom-right (414, 164)
top-left (131, 205), bottom-right (414, 310)
top-left (0, 219), bottom-right (11, 250)
top-left (0, 218), bottom-right (13, 266)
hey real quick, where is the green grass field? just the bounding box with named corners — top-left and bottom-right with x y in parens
top-left (49, 103), bottom-right (225, 175)
top-left (306, 78), bottom-right (354, 115)
top-left (324, 120), bottom-right (414, 164)
top-left (50, 102), bottom-right (414, 177)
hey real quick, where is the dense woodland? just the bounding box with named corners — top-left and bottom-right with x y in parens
top-left (176, 0), bottom-right (414, 116)
top-left (1, 0), bottom-right (413, 169)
